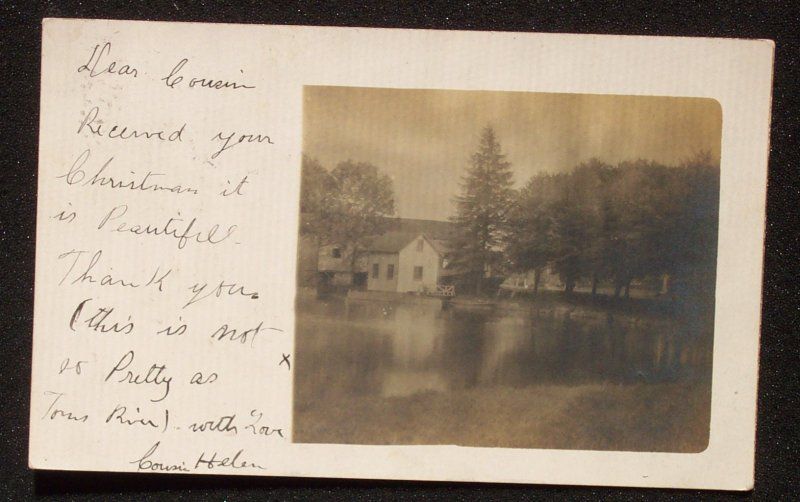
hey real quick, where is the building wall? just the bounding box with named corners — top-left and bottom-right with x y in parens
top-left (397, 237), bottom-right (441, 293)
top-left (317, 244), bottom-right (353, 272)
top-left (366, 253), bottom-right (400, 292)
top-left (297, 235), bottom-right (320, 286)
top-left (317, 244), bottom-right (369, 274)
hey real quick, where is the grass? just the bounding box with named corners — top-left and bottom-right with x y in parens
top-left (294, 380), bottom-right (711, 453)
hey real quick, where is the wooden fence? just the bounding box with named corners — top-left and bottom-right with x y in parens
top-left (429, 284), bottom-right (455, 297)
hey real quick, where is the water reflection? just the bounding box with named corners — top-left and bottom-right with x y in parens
top-left (296, 298), bottom-right (713, 401)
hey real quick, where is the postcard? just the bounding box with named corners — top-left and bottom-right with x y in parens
top-left (30, 18), bottom-right (773, 489)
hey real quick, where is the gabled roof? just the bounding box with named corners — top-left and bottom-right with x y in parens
top-left (367, 232), bottom-right (448, 256)
top-left (365, 218), bottom-right (455, 254)
top-left (384, 218), bottom-right (454, 240)
top-left (368, 231), bottom-right (420, 253)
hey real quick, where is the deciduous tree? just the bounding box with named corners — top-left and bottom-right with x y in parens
top-left (299, 156), bottom-right (396, 278)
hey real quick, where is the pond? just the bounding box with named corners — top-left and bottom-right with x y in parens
top-left (293, 295), bottom-right (714, 451)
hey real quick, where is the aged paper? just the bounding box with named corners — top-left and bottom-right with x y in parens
top-left (31, 18), bottom-right (773, 489)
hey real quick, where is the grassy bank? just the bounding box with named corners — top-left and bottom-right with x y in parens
top-left (294, 380), bottom-right (711, 452)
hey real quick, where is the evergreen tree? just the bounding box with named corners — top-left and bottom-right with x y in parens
top-left (450, 126), bottom-right (515, 295)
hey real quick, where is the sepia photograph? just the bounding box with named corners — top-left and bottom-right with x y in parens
top-left (294, 86), bottom-right (721, 453)
top-left (24, 14), bottom-right (778, 492)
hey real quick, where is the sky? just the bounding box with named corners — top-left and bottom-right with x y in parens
top-left (303, 86), bottom-right (722, 222)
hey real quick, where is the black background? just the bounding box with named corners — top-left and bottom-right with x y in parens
top-left (1, 1), bottom-right (797, 500)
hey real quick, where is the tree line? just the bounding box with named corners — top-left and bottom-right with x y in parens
top-left (299, 126), bottom-right (720, 300)
top-left (450, 126), bottom-right (720, 298)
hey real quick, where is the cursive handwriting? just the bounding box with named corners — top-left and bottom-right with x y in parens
top-left (184, 280), bottom-right (258, 309)
top-left (188, 414), bottom-right (238, 434)
top-left (52, 204), bottom-right (77, 223)
top-left (69, 298), bottom-right (135, 335)
top-left (245, 409), bottom-right (285, 438)
top-left (106, 404), bottom-right (169, 433)
top-left (41, 391), bottom-right (88, 422)
top-left (50, 39), bottom-right (284, 476)
top-left (184, 410), bottom-right (284, 439)
top-left (78, 106), bottom-right (185, 142)
top-left (58, 249), bottom-right (171, 292)
top-left (59, 149), bottom-right (198, 196)
top-left (130, 442), bottom-right (265, 472)
top-left (220, 175), bottom-right (249, 197)
top-left (155, 321), bottom-right (187, 337)
top-left (210, 321), bottom-right (280, 348)
top-left (210, 131), bottom-right (273, 159)
top-left (189, 371), bottom-right (217, 384)
top-left (195, 449), bottom-right (265, 471)
top-left (105, 350), bottom-right (172, 403)
top-left (97, 204), bottom-right (237, 249)
top-left (161, 58), bottom-right (255, 90)
top-left (130, 442), bottom-right (190, 472)
top-left (78, 42), bottom-right (138, 78)
top-left (59, 357), bottom-right (88, 375)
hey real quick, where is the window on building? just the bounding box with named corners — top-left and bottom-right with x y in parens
top-left (387, 264), bottom-right (395, 279)
top-left (331, 247), bottom-right (341, 258)
top-left (413, 266), bottom-right (423, 280)
top-left (372, 263), bottom-right (380, 279)
top-left (416, 239), bottom-right (424, 252)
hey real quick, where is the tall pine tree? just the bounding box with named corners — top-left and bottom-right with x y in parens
top-left (450, 126), bottom-right (515, 295)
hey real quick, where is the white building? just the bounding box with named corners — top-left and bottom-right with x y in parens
top-left (299, 218), bottom-right (456, 293)
top-left (365, 232), bottom-right (448, 293)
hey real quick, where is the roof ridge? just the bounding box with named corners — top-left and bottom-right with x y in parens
top-left (367, 230), bottom-right (443, 253)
